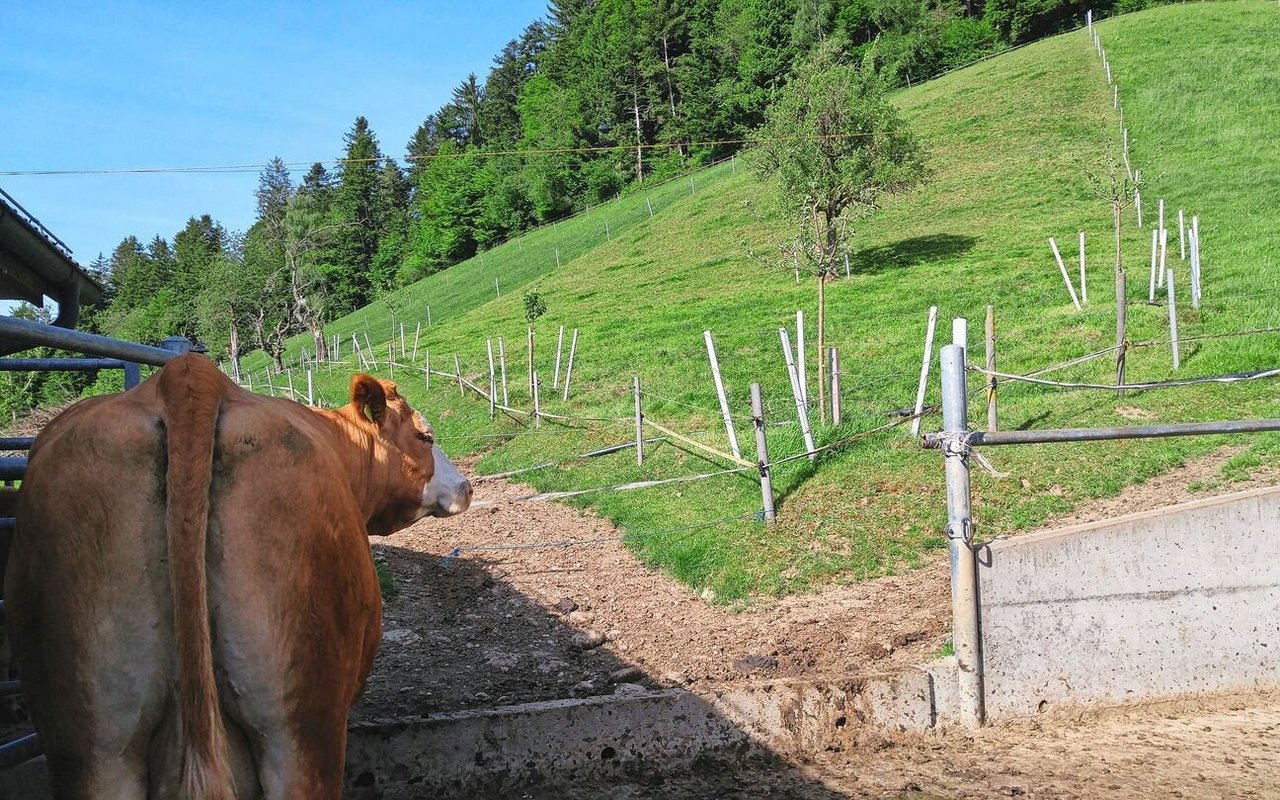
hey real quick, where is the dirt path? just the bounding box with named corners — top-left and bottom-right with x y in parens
top-left (355, 461), bottom-right (950, 720)
top-left (527, 689), bottom-right (1280, 799)
top-left (355, 444), bottom-right (1280, 799)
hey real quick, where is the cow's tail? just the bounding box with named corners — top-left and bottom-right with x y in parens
top-left (157, 355), bottom-right (235, 800)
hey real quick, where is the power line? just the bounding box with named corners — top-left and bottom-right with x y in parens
top-left (0, 133), bottom-right (831, 177)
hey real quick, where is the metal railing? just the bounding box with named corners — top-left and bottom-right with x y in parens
top-left (0, 315), bottom-right (196, 772)
top-left (921, 319), bottom-right (1280, 730)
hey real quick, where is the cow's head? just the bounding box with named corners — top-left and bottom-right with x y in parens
top-left (350, 374), bottom-right (472, 532)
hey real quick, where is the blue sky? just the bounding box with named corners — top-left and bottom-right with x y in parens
top-left (0, 1), bottom-right (548, 272)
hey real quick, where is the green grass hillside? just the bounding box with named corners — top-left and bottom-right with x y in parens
top-left (243, 1), bottom-right (1280, 601)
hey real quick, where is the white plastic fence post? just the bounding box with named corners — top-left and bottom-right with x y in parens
top-left (553, 325), bottom-right (565, 389)
top-left (796, 310), bottom-right (808, 408)
top-left (911, 306), bottom-right (939, 439)
top-left (704, 330), bottom-right (742, 460)
top-left (1049, 238), bottom-right (1082, 310)
top-left (779, 328), bottom-right (816, 461)
top-left (562, 329), bottom-right (579, 401)
top-left (1148, 228), bottom-right (1159, 302)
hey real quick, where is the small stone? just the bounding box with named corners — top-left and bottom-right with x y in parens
top-left (555, 597), bottom-right (579, 615)
top-left (472, 691), bottom-right (491, 702)
top-left (700, 587), bottom-right (717, 603)
top-left (733, 653), bottom-right (779, 674)
top-left (607, 628), bottom-right (622, 641)
top-left (571, 680), bottom-right (597, 696)
top-left (381, 629), bottom-right (422, 645)
top-left (572, 630), bottom-right (607, 650)
top-left (568, 610), bottom-right (595, 626)
top-left (663, 671), bottom-right (689, 685)
top-left (614, 682), bottom-right (648, 695)
top-left (610, 666), bottom-right (642, 683)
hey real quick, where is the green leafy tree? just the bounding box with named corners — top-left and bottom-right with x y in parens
top-left (407, 141), bottom-right (482, 271)
top-left (754, 43), bottom-right (928, 421)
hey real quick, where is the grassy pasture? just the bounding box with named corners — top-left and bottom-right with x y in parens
top-left (242, 2), bottom-right (1280, 601)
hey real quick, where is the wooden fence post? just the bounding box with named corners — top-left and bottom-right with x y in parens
top-left (532, 371), bottom-right (541, 426)
top-left (527, 327), bottom-right (535, 399)
top-left (986, 305), bottom-right (997, 432)
top-left (498, 336), bottom-right (509, 405)
top-left (634, 376), bottom-right (644, 466)
top-left (1116, 271), bottom-right (1127, 398)
top-left (1078, 231), bottom-right (1087, 304)
top-left (487, 339), bottom-right (496, 418)
top-left (751, 383), bottom-right (776, 522)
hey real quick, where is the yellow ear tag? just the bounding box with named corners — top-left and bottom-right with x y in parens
top-left (362, 404), bottom-right (377, 424)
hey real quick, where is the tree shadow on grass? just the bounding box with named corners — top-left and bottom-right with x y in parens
top-left (848, 233), bottom-right (978, 275)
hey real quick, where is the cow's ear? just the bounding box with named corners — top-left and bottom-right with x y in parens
top-left (350, 374), bottom-right (387, 426)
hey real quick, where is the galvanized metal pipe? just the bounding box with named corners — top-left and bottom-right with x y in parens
top-left (0, 458), bottom-right (28, 481)
top-left (922, 418), bottom-right (1280, 450)
top-left (0, 316), bottom-right (175, 366)
top-left (0, 357), bottom-right (127, 371)
top-left (941, 344), bottom-right (984, 729)
top-left (0, 733), bottom-right (41, 772)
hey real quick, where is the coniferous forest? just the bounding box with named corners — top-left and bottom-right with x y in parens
top-left (60, 0), bottom-right (1173, 380)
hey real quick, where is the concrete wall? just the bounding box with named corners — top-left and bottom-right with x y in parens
top-left (978, 485), bottom-right (1280, 721)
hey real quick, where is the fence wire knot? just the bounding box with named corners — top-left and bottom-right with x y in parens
top-left (937, 431), bottom-right (1010, 479)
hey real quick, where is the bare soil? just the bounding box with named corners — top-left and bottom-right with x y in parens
top-left (355, 445), bottom-right (1280, 798)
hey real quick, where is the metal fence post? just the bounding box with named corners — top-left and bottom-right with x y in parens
top-left (751, 383), bottom-right (776, 522)
top-left (941, 343), bottom-right (984, 729)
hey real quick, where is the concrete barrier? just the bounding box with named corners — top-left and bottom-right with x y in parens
top-left (342, 669), bottom-right (954, 798)
top-left (977, 485), bottom-right (1280, 721)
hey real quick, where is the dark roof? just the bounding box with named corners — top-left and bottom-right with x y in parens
top-left (0, 187), bottom-right (103, 310)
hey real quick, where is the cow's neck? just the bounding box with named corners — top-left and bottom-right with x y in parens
top-left (310, 406), bottom-right (417, 535)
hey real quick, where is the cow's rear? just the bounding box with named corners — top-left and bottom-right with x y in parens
top-left (5, 354), bottom-right (470, 799)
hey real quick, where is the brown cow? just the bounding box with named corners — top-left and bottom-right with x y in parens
top-left (5, 353), bottom-right (471, 799)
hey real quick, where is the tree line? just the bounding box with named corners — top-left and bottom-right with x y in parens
top-left (77, 0), bottom-right (1174, 376)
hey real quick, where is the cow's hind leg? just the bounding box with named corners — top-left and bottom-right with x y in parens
top-left (250, 723), bottom-right (348, 800)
